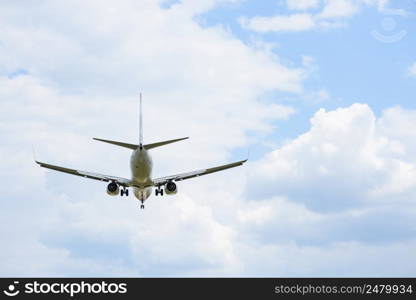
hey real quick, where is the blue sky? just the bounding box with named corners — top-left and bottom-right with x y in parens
top-left (0, 0), bottom-right (416, 276)
top-left (200, 0), bottom-right (416, 137)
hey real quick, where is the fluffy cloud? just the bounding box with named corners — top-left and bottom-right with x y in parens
top-left (1, 0), bottom-right (415, 277)
top-left (0, 0), bottom-right (304, 276)
top-left (241, 0), bottom-right (395, 33)
top-left (318, 0), bottom-right (359, 19)
top-left (237, 103), bottom-right (416, 275)
top-left (0, 0), bottom-right (303, 164)
top-left (248, 103), bottom-right (416, 211)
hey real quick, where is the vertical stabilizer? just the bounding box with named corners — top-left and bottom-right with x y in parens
top-left (139, 92), bottom-right (143, 147)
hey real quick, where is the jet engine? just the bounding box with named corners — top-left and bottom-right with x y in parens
top-left (107, 182), bottom-right (119, 196)
top-left (165, 181), bottom-right (177, 195)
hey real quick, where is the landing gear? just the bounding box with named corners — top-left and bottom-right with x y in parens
top-left (140, 200), bottom-right (145, 209)
top-left (120, 188), bottom-right (129, 197)
top-left (155, 187), bottom-right (164, 196)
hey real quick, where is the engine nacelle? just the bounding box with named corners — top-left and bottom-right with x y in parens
top-left (107, 182), bottom-right (120, 196)
top-left (165, 181), bottom-right (177, 195)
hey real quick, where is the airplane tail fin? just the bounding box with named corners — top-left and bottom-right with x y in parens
top-left (139, 92), bottom-right (143, 146)
top-left (93, 93), bottom-right (189, 151)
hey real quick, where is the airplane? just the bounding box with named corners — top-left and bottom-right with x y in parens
top-left (35, 94), bottom-right (247, 209)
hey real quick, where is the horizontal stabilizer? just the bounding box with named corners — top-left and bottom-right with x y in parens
top-left (93, 138), bottom-right (138, 150)
top-left (144, 137), bottom-right (189, 150)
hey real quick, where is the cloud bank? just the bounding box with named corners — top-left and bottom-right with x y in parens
top-left (240, 0), bottom-right (393, 33)
top-left (0, 0), bottom-right (415, 277)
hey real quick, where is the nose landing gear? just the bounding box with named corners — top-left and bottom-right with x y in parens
top-left (140, 199), bottom-right (145, 209)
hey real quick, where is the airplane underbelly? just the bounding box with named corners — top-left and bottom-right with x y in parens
top-left (134, 164), bottom-right (151, 181)
top-left (131, 149), bottom-right (152, 179)
top-left (134, 187), bottom-right (152, 201)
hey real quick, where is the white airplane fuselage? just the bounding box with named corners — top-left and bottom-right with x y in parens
top-left (130, 147), bottom-right (153, 202)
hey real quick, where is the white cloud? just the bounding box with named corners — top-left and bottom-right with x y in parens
top-left (318, 0), bottom-right (359, 19)
top-left (3, 80), bottom-right (416, 276)
top-left (1, 1), bottom-right (415, 277)
top-left (241, 0), bottom-right (399, 33)
top-left (408, 62), bottom-right (416, 77)
top-left (0, 1), bottom-right (304, 96)
top-left (0, 0), bottom-right (305, 276)
top-left (239, 4), bottom-right (352, 33)
top-left (234, 103), bottom-right (416, 275)
top-left (235, 240), bottom-right (416, 276)
top-left (240, 14), bottom-right (318, 32)
top-left (248, 103), bottom-right (416, 211)
top-left (286, 0), bottom-right (321, 10)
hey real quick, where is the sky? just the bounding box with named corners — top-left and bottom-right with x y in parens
top-left (0, 0), bottom-right (415, 276)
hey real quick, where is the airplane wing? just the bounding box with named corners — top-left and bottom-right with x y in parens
top-left (152, 159), bottom-right (247, 186)
top-left (35, 160), bottom-right (135, 187)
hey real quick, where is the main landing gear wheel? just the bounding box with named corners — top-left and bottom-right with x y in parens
top-left (120, 188), bottom-right (129, 197)
top-left (155, 188), bottom-right (164, 196)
